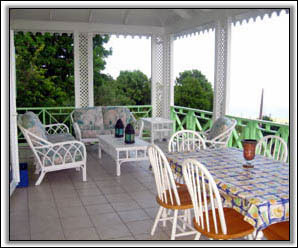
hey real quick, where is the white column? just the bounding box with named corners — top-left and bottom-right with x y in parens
top-left (10, 30), bottom-right (20, 195)
top-left (74, 31), bottom-right (94, 108)
top-left (151, 35), bottom-right (163, 118)
top-left (213, 17), bottom-right (231, 121)
top-left (162, 34), bottom-right (174, 119)
top-left (151, 34), bottom-right (174, 119)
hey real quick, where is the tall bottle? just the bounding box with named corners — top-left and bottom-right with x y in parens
top-left (115, 119), bottom-right (124, 138)
top-left (124, 123), bottom-right (135, 144)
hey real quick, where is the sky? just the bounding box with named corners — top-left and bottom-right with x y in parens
top-left (102, 11), bottom-right (289, 121)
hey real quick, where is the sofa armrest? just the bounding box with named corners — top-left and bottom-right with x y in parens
top-left (44, 123), bottom-right (70, 135)
top-left (73, 122), bottom-right (82, 141)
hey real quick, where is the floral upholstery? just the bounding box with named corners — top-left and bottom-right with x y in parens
top-left (102, 106), bottom-right (135, 130)
top-left (72, 106), bottom-right (137, 140)
top-left (72, 107), bottom-right (105, 139)
top-left (206, 117), bottom-right (234, 140)
top-left (47, 133), bottom-right (75, 143)
top-left (17, 111), bottom-right (48, 143)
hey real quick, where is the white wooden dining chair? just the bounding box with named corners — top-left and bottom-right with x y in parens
top-left (147, 144), bottom-right (197, 240)
top-left (182, 158), bottom-right (255, 240)
top-left (168, 130), bottom-right (206, 153)
top-left (256, 135), bottom-right (288, 162)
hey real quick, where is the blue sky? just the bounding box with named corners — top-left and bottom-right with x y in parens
top-left (103, 11), bottom-right (289, 121)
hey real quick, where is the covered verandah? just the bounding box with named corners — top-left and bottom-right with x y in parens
top-left (8, 7), bottom-right (291, 241)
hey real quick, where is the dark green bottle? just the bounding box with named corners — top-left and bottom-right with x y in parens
top-left (115, 119), bottom-right (124, 138)
top-left (124, 123), bottom-right (135, 144)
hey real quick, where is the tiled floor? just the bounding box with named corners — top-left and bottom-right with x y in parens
top-left (10, 142), bottom-right (254, 242)
top-left (10, 142), bottom-right (203, 241)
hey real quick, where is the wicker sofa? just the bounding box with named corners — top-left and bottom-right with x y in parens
top-left (70, 106), bottom-right (143, 143)
top-left (18, 111), bottom-right (87, 186)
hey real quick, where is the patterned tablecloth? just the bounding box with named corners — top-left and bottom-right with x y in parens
top-left (166, 147), bottom-right (289, 232)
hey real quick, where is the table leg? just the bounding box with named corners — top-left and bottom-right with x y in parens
top-left (98, 143), bottom-right (102, 159)
top-left (116, 160), bottom-right (121, 176)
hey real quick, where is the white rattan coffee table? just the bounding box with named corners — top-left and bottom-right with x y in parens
top-left (97, 135), bottom-right (149, 176)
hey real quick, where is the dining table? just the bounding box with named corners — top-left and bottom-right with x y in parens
top-left (165, 147), bottom-right (289, 239)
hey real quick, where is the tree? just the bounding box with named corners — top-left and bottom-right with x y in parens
top-left (174, 70), bottom-right (213, 111)
top-left (15, 32), bottom-right (112, 107)
top-left (116, 70), bottom-right (151, 105)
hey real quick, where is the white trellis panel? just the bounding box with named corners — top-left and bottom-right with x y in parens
top-left (10, 30), bottom-right (20, 196)
top-left (151, 35), bottom-right (174, 119)
top-left (74, 32), bottom-right (94, 108)
top-left (213, 17), bottom-right (231, 121)
top-left (151, 35), bottom-right (164, 118)
top-left (162, 35), bottom-right (174, 119)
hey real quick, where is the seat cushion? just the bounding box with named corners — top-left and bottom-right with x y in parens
top-left (207, 117), bottom-right (234, 140)
top-left (102, 107), bottom-right (134, 130)
top-left (17, 111), bottom-right (48, 142)
top-left (72, 107), bottom-right (104, 134)
top-left (262, 221), bottom-right (289, 240)
top-left (47, 133), bottom-right (75, 143)
top-left (193, 208), bottom-right (255, 240)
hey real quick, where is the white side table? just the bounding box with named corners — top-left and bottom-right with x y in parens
top-left (97, 135), bottom-right (149, 176)
top-left (141, 117), bottom-right (174, 144)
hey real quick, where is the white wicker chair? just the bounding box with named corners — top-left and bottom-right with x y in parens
top-left (18, 112), bottom-right (87, 186)
top-left (256, 135), bottom-right (288, 162)
top-left (168, 130), bottom-right (206, 153)
top-left (200, 117), bottom-right (237, 149)
top-left (182, 159), bottom-right (255, 240)
top-left (147, 144), bottom-right (197, 240)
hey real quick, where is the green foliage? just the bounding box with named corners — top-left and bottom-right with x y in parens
top-left (15, 32), bottom-right (111, 107)
top-left (94, 70), bottom-right (151, 106)
top-left (116, 70), bottom-right (151, 105)
top-left (174, 70), bottom-right (213, 111)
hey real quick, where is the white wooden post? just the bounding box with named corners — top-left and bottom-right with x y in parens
top-left (162, 34), bottom-right (174, 119)
top-left (74, 31), bottom-right (94, 108)
top-left (151, 34), bottom-right (174, 119)
top-left (10, 30), bottom-right (20, 195)
top-left (213, 17), bottom-right (231, 122)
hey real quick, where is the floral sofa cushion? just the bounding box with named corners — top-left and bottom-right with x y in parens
top-left (206, 117), bottom-right (234, 141)
top-left (17, 111), bottom-right (48, 143)
top-left (72, 107), bottom-right (105, 138)
top-left (102, 106), bottom-right (135, 131)
top-left (47, 133), bottom-right (75, 143)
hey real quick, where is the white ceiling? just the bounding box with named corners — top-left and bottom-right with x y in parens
top-left (10, 8), bottom-right (287, 37)
top-left (10, 9), bottom-right (215, 27)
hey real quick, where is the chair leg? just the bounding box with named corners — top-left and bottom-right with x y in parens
top-left (151, 206), bottom-right (164, 236)
top-left (194, 232), bottom-right (201, 240)
top-left (82, 165), bottom-right (87, 181)
top-left (171, 210), bottom-right (178, 240)
top-left (35, 171), bottom-right (46, 186)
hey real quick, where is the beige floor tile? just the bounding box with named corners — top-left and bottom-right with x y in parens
top-left (104, 193), bottom-right (133, 203)
top-left (126, 219), bottom-right (154, 236)
top-left (29, 205), bottom-right (59, 219)
top-left (76, 187), bottom-right (102, 197)
top-left (31, 229), bottom-right (65, 240)
top-left (55, 196), bottom-right (82, 208)
top-left (64, 227), bottom-right (100, 240)
top-left (10, 232), bottom-right (31, 240)
top-left (135, 231), bottom-right (170, 240)
top-left (110, 200), bottom-right (140, 212)
top-left (118, 209), bottom-right (151, 223)
top-left (95, 222), bottom-right (131, 240)
top-left (80, 195), bottom-right (108, 206)
top-left (58, 205), bottom-right (88, 218)
top-left (98, 185), bottom-right (126, 194)
top-left (85, 203), bottom-right (115, 216)
top-left (61, 215), bottom-right (93, 230)
top-left (30, 215), bottom-right (62, 234)
top-left (90, 212), bottom-right (123, 227)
